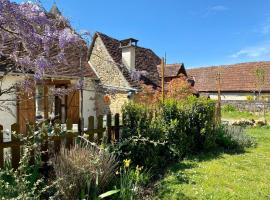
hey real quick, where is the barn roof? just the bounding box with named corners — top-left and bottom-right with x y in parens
top-left (187, 61), bottom-right (270, 92)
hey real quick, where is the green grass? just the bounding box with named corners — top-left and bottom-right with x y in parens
top-left (154, 127), bottom-right (270, 200)
top-left (222, 110), bottom-right (270, 121)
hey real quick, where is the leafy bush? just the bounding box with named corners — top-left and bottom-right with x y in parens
top-left (222, 104), bottom-right (237, 112)
top-left (52, 138), bottom-right (118, 200)
top-left (117, 96), bottom-right (216, 170)
top-left (162, 96), bottom-right (216, 157)
top-left (246, 95), bottom-right (254, 101)
top-left (116, 103), bottom-right (168, 170)
top-left (216, 125), bottom-right (256, 150)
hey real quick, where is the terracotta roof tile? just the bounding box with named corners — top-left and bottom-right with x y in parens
top-left (157, 63), bottom-right (187, 78)
top-left (187, 61), bottom-right (270, 92)
top-left (95, 32), bottom-right (161, 88)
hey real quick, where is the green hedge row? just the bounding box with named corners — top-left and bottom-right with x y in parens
top-left (115, 96), bottom-right (217, 170)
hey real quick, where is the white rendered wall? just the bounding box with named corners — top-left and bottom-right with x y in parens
top-left (82, 78), bottom-right (96, 128)
top-left (0, 75), bottom-right (22, 132)
top-left (122, 46), bottom-right (135, 71)
top-left (209, 92), bottom-right (255, 101)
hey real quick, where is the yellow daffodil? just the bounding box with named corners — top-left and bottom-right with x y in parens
top-left (123, 159), bottom-right (131, 168)
top-left (136, 165), bottom-right (144, 172)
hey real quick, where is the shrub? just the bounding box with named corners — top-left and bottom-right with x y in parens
top-left (117, 96), bottom-right (216, 170)
top-left (52, 139), bottom-right (118, 200)
top-left (162, 96), bottom-right (216, 157)
top-left (216, 125), bottom-right (256, 150)
top-left (222, 104), bottom-right (237, 112)
top-left (246, 95), bottom-right (254, 101)
top-left (118, 103), bottom-right (168, 170)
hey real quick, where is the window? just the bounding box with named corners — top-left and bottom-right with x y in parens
top-left (35, 85), bottom-right (45, 121)
top-left (54, 85), bottom-right (67, 123)
top-left (35, 84), bottom-right (68, 123)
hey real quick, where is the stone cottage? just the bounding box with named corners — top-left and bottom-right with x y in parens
top-left (88, 32), bottom-right (161, 115)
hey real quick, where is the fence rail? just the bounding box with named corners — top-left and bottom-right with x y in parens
top-left (0, 114), bottom-right (121, 169)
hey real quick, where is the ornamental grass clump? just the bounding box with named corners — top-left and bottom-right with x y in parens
top-left (216, 125), bottom-right (256, 151)
top-left (52, 139), bottom-right (118, 200)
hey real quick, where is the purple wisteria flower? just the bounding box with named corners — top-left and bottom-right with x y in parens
top-left (0, 0), bottom-right (83, 81)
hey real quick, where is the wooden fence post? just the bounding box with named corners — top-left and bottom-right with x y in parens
top-left (97, 115), bottom-right (104, 142)
top-left (107, 114), bottom-right (112, 143)
top-left (66, 118), bottom-right (74, 149)
top-left (115, 113), bottom-right (120, 141)
top-left (87, 116), bottom-right (95, 141)
top-left (66, 118), bottom-right (73, 131)
top-left (0, 125), bottom-right (3, 169)
top-left (11, 123), bottom-right (20, 169)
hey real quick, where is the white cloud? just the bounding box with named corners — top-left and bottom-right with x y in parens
top-left (201, 5), bottom-right (228, 17)
top-left (231, 42), bottom-right (270, 58)
top-left (260, 19), bottom-right (270, 34)
top-left (209, 5), bottom-right (228, 12)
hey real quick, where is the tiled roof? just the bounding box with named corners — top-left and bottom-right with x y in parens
top-left (91, 32), bottom-right (161, 88)
top-left (187, 61), bottom-right (270, 92)
top-left (157, 63), bottom-right (187, 78)
top-left (0, 13), bottom-right (97, 79)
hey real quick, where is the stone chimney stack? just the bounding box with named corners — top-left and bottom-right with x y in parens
top-left (120, 38), bottom-right (138, 71)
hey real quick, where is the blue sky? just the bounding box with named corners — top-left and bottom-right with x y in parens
top-left (16, 0), bottom-right (270, 68)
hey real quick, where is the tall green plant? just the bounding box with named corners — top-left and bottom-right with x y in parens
top-left (0, 126), bottom-right (55, 199)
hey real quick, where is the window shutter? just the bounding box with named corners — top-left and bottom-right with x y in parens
top-left (17, 88), bottom-right (35, 134)
top-left (67, 90), bottom-right (80, 123)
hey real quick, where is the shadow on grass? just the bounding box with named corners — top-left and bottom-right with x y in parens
top-left (155, 188), bottom-right (196, 200)
top-left (183, 147), bottom-right (246, 163)
top-left (154, 147), bottom-right (248, 199)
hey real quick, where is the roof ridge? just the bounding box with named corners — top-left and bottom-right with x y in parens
top-left (188, 61), bottom-right (270, 70)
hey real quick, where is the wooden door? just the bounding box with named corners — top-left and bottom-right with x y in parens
top-left (17, 89), bottom-right (35, 134)
top-left (67, 90), bottom-right (80, 123)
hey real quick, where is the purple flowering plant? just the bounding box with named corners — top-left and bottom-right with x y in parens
top-left (0, 0), bottom-right (82, 82)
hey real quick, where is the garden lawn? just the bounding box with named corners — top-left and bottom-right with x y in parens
top-left (154, 127), bottom-right (270, 200)
top-left (222, 110), bottom-right (270, 121)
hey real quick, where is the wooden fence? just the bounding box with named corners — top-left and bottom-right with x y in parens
top-left (0, 114), bottom-right (121, 169)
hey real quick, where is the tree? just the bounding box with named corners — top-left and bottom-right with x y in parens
top-left (255, 67), bottom-right (266, 121)
top-left (134, 77), bottom-right (195, 105)
top-left (0, 0), bottom-right (85, 113)
top-left (255, 67), bottom-right (266, 98)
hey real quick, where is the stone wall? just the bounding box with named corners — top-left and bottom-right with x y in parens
top-left (95, 91), bottom-right (129, 116)
top-left (89, 36), bottom-right (130, 88)
top-left (222, 100), bottom-right (270, 112)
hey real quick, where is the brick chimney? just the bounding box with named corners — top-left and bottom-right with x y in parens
top-left (120, 38), bottom-right (138, 71)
